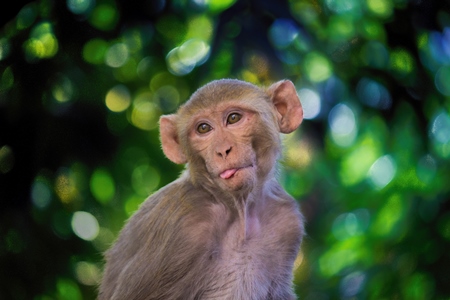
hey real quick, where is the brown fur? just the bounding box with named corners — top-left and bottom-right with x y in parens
top-left (99, 79), bottom-right (304, 300)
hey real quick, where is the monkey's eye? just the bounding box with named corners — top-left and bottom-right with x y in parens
top-left (227, 113), bottom-right (242, 125)
top-left (197, 123), bottom-right (212, 134)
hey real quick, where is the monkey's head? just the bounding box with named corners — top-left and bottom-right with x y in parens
top-left (159, 79), bottom-right (303, 194)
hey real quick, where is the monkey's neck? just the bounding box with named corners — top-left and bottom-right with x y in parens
top-left (229, 190), bottom-right (264, 243)
top-left (189, 170), bottom-right (264, 242)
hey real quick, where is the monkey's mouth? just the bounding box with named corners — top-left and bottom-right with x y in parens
top-left (219, 165), bottom-right (253, 179)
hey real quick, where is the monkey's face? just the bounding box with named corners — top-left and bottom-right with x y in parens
top-left (160, 79), bottom-right (303, 195)
top-left (184, 101), bottom-right (269, 192)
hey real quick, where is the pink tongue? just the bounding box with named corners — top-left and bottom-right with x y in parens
top-left (220, 168), bottom-right (238, 179)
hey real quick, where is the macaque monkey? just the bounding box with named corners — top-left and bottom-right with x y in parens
top-left (99, 79), bottom-right (304, 300)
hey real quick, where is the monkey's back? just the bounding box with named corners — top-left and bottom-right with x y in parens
top-left (99, 176), bottom-right (303, 300)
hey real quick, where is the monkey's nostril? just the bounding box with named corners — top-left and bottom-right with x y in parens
top-left (217, 146), bottom-right (232, 158)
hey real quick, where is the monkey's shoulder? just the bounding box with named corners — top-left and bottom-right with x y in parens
top-left (261, 183), bottom-right (304, 241)
top-left (138, 176), bottom-right (212, 217)
top-left (107, 179), bottom-right (215, 266)
top-left (126, 177), bottom-right (216, 240)
top-left (266, 181), bottom-right (302, 216)
top-left (101, 179), bottom-right (220, 300)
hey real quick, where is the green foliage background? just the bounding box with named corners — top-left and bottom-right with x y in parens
top-left (1, 0), bottom-right (450, 299)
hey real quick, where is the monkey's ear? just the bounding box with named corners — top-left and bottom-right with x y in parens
top-left (159, 114), bottom-right (187, 164)
top-left (268, 80), bottom-right (303, 134)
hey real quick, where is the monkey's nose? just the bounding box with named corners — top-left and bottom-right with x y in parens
top-left (216, 146), bottom-right (232, 158)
